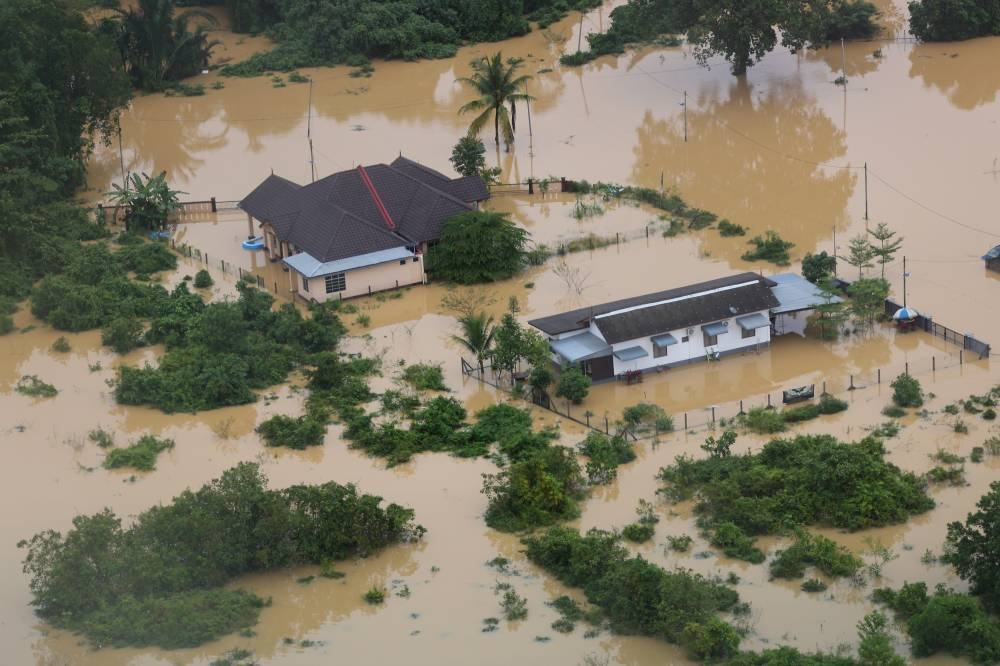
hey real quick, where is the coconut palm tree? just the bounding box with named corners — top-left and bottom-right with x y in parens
top-left (457, 53), bottom-right (533, 151)
top-left (452, 311), bottom-right (496, 374)
top-left (101, 0), bottom-right (217, 91)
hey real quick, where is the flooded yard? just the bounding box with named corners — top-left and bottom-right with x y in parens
top-left (5, 0), bottom-right (1000, 663)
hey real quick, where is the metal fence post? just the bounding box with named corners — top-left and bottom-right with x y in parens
top-left (711, 407), bottom-right (715, 424)
top-left (877, 368), bottom-right (880, 384)
top-left (684, 412), bottom-right (688, 430)
top-left (933, 356), bottom-right (936, 372)
top-left (849, 375), bottom-right (855, 390)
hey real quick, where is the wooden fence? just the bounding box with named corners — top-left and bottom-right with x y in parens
top-left (96, 198), bottom-right (242, 225)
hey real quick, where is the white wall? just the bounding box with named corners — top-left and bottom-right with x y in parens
top-left (294, 256), bottom-right (426, 302)
top-left (596, 311), bottom-right (773, 375)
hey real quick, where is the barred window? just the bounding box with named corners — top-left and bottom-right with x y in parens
top-left (325, 272), bottom-right (346, 293)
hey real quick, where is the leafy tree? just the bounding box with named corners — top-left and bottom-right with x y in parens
top-left (688, 0), bottom-right (783, 76)
top-left (741, 230), bottom-right (794, 265)
top-left (556, 365), bottom-right (591, 404)
top-left (701, 430), bottom-right (736, 458)
top-left (815, 277), bottom-right (848, 339)
top-left (107, 172), bottom-right (184, 232)
top-left (100, 0), bottom-right (218, 91)
top-left (945, 480), bottom-right (1000, 611)
top-left (482, 445), bottom-right (586, 531)
top-left (450, 136), bottom-right (487, 177)
top-left (857, 611), bottom-right (905, 666)
top-left (802, 250), bottom-right (837, 284)
top-left (847, 277), bottom-right (888, 333)
top-left (890, 373), bottom-right (923, 408)
top-left (458, 52), bottom-right (533, 149)
top-left (908, 0), bottom-right (1000, 41)
top-left (452, 311), bottom-right (495, 373)
top-left (491, 311), bottom-right (527, 381)
top-left (427, 211), bottom-right (530, 283)
top-left (868, 222), bottom-right (903, 279)
top-left (840, 234), bottom-right (875, 280)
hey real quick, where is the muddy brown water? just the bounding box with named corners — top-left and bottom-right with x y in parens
top-left (5, 0), bottom-right (999, 663)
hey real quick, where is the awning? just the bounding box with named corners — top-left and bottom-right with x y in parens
top-left (736, 313), bottom-right (769, 331)
top-left (550, 332), bottom-right (611, 363)
top-left (651, 333), bottom-right (678, 347)
top-left (613, 346), bottom-right (649, 361)
top-left (769, 273), bottom-right (842, 315)
top-left (702, 321), bottom-right (728, 336)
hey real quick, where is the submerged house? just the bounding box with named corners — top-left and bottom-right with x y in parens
top-left (528, 272), bottom-right (832, 382)
top-left (984, 244), bottom-right (1000, 272)
top-left (240, 156), bottom-right (489, 301)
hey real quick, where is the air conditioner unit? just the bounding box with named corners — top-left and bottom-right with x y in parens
top-left (723, 321), bottom-right (729, 327)
top-left (686, 327), bottom-right (694, 335)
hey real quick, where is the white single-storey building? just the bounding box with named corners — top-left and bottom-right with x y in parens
top-left (528, 272), bottom-right (835, 382)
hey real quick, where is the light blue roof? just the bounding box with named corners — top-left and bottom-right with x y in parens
top-left (651, 333), bottom-right (678, 346)
top-left (736, 312), bottom-right (769, 330)
top-left (283, 247), bottom-right (414, 278)
top-left (550, 332), bottom-right (611, 363)
top-left (613, 346), bottom-right (648, 361)
top-left (702, 321), bottom-right (728, 336)
top-left (770, 273), bottom-right (842, 314)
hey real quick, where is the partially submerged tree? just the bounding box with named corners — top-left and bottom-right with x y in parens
top-left (427, 211), bottom-right (530, 283)
top-left (847, 277), bottom-right (889, 333)
top-left (452, 311), bottom-right (495, 374)
top-left (840, 234), bottom-right (875, 280)
top-left (107, 172), bottom-right (183, 231)
top-left (802, 250), bottom-right (837, 284)
top-left (457, 52), bottom-right (533, 150)
top-left (450, 136), bottom-right (486, 178)
top-left (945, 480), bottom-right (1000, 612)
top-left (868, 222), bottom-right (903, 279)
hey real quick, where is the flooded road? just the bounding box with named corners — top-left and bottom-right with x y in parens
top-left (6, 0), bottom-right (1000, 663)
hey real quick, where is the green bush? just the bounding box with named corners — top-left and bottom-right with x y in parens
top-left (745, 407), bottom-right (786, 433)
top-left (717, 219), bottom-right (746, 237)
top-left (578, 431), bottom-right (635, 484)
top-left (483, 445), bottom-right (585, 532)
top-left (523, 527), bottom-right (740, 651)
top-left (882, 404), bottom-right (906, 418)
top-left (769, 531), bottom-right (862, 579)
top-left (400, 363), bottom-right (447, 391)
top-left (658, 434), bottom-right (934, 534)
top-left (711, 522), bottom-right (765, 563)
top-left (117, 242), bottom-right (177, 275)
top-left (667, 534), bottom-right (694, 552)
top-left (19, 463), bottom-right (422, 648)
top-left (103, 435), bottom-right (175, 471)
top-left (741, 231), bottom-right (794, 266)
top-left (680, 616), bottom-right (742, 661)
top-left (818, 394), bottom-right (849, 414)
top-left (426, 211), bottom-right (530, 283)
top-left (891, 374), bottom-right (924, 408)
top-left (193, 269), bottom-right (214, 288)
top-left (15, 375), bottom-right (57, 397)
top-left (256, 415), bottom-right (325, 449)
top-left (102, 316), bottom-right (144, 353)
top-left (556, 365), bottom-right (591, 404)
top-left (621, 522), bottom-right (655, 543)
top-left (801, 578), bottom-right (828, 593)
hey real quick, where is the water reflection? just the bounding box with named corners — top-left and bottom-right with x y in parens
top-left (909, 39), bottom-right (1000, 110)
top-left (630, 76), bottom-right (855, 262)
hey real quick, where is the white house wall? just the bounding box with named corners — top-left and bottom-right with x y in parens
top-left (594, 311), bottom-right (772, 376)
top-left (294, 256), bottom-right (426, 301)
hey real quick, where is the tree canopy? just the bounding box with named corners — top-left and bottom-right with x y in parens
top-left (908, 0), bottom-right (1000, 41)
top-left (427, 211), bottom-right (531, 283)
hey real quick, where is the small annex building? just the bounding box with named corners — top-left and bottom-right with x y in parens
top-left (528, 272), bottom-right (836, 382)
top-left (983, 244), bottom-right (1000, 272)
top-left (240, 156), bottom-right (489, 301)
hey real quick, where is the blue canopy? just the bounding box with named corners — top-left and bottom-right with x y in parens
top-left (613, 346), bottom-right (649, 361)
top-left (702, 321), bottom-right (728, 336)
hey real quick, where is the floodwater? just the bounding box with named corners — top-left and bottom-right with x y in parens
top-left (5, 0), bottom-right (1000, 663)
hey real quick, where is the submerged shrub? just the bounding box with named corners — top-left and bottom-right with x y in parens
top-left (15, 375), bottom-right (57, 398)
top-left (193, 269), bottom-right (214, 288)
top-left (621, 522), bottom-right (655, 543)
top-left (102, 316), bottom-right (144, 353)
top-left (400, 363), bottom-right (447, 391)
top-left (711, 522), bottom-right (765, 564)
top-left (769, 531), bottom-right (862, 580)
top-left (256, 415), bottom-right (325, 449)
top-left (103, 435), bottom-right (175, 471)
top-left (891, 374), bottom-right (924, 408)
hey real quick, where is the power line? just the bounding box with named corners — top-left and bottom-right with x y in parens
top-left (868, 170), bottom-right (1000, 239)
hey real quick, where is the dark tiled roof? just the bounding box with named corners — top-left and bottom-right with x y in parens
top-left (446, 175), bottom-right (490, 203)
top-left (528, 273), bottom-right (779, 342)
top-left (240, 158), bottom-right (484, 261)
top-left (390, 157), bottom-right (489, 203)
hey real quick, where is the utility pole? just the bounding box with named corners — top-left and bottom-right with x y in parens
top-left (841, 38), bottom-right (846, 80)
top-left (683, 90), bottom-right (688, 143)
top-left (307, 77), bottom-right (316, 182)
top-left (903, 255), bottom-right (909, 307)
top-left (864, 162), bottom-right (869, 221)
top-left (833, 225), bottom-right (837, 277)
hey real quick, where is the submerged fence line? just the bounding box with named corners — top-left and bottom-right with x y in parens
top-left (461, 347), bottom-right (981, 439)
top-left (171, 239), bottom-right (267, 291)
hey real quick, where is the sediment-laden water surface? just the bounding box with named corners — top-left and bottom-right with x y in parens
top-left (5, 0), bottom-right (1000, 664)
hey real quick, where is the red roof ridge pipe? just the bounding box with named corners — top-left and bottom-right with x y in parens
top-left (356, 165), bottom-right (396, 230)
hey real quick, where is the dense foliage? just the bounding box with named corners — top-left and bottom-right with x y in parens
top-left (114, 281), bottom-right (345, 412)
top-left (103, 435), bottom-right (175, 470)
top-left (563, 0), bottom-right (880, 74)
top-left (908, 0), bottom-right (1000, 41)
top-left (874, 581), bottom-right (1000, 662)
top-left (891, 373), bottom-right (924, 408)
top-left (256, 414), bottom-right (325, 449)
top-left (802, 251), bottom-right (837, 284)
top-left (768, 530), bottom-right (862, 579)
top-left (658, 434), bottom-right (934, 535)
top-left (19, 463), bottom-right (422, 648)
top-left (219, 0), bottom-right (600, 76)
top-left (944, 481), bottom-right (1000, 612)
top-left (427, 211), bottom-right (531, 283)
top-left (578, 431), bottom-right (636, 484)
top-left (555, 364), bottom-right (591, 404)
top-left (483, 443), bottom-right (585, 531)
top-left (523, 527), bottom-right (741, 659)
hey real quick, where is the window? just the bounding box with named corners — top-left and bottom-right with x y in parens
top-left (681, 335), bottom-right (689, 343)
top-left (703, 331), bottom-right (718, 347)
top-left (412, 256), bottom-right (420, 263)
top-left (325, 272), bottom-right (347, 293)
top-left (653, 342), bottom-right (669, 358)
top-left (742, 327), bottom-right (756, 340)
top-left (399, 259), bottom-right (407, 265)
top-left (301, 275), bottom-right (309, 292)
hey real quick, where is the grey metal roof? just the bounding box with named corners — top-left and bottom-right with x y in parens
top-left (550, 332), bottom-right (612, 363)
top-left (283, 247), bottom-right (414, 278)
top-left (736, 312), bottom-right (770, 330)
top-left (651, 333), bottom-right (677, 346)
top-left (702, 321), bottom-right (729, 336)
top-left (614, 346), bottom-right (648, 361)
top-left (241, 158), bottom-right (484, 262)
top-left (528, 273), bottom-right (776, 337)
top-left (769, 273), bottom-right (842, 315)
top-left (983, 244), bottom-right (1000, 260)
